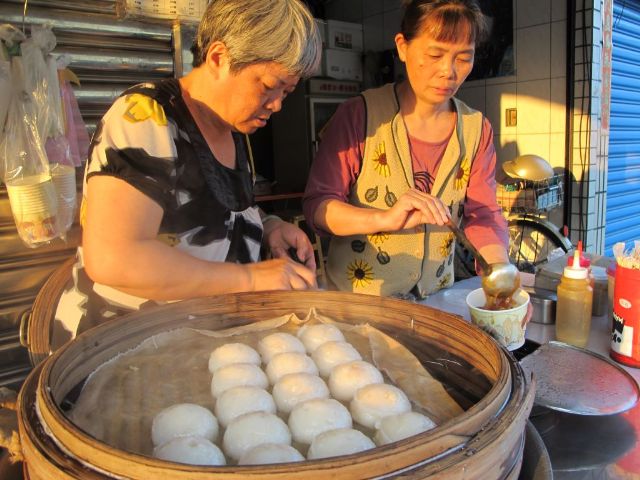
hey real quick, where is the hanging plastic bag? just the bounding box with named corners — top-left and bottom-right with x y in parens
top-left (44, 55), bottom-right (77, 234)
top-left (19, 31), bottom-right (53, 142)
top-left (0, 25), bottom-right (25, 137)
top-left (1, 57), bottom-right (60, 247)
top-left (0, 59), bottom-right (9, 134)
top-left (57, 54), bottom-right (89, 167)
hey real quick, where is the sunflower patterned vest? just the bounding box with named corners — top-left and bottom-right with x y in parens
top-left (326, 83), bottom-right (483, 297)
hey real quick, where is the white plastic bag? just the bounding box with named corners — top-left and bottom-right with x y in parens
top-left (1, 78), bottom-right (61, 247)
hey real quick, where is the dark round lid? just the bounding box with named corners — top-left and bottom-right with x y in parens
top-left (520, 341), bottom-right (640, 415)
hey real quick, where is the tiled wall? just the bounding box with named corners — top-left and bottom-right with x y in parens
top-left (459, 0), bottom-right (607, 253)
top-left (325, 0), bottom-right (403, 52)
top-left (456, 0), bottom-right (568, 184)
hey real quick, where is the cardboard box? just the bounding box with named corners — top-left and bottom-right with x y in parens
top-left (326, 19), bottom-right (363, 52)
top-left (323, 48), bottom-right (362, 81)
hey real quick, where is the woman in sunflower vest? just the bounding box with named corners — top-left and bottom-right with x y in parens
top-left (52, 0), bottom-right (321, 349)
top-left (303, 0), bottom-right (511, 298)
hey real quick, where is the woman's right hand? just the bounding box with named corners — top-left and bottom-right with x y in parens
top-left (246, 257), bottom-right (317, 291)
top-left (380, 188), bottom-right (451, 231)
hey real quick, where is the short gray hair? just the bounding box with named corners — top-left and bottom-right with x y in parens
top-left (192, 0), bottom-right (322, 78)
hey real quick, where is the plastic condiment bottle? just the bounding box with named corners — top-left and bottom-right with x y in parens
top-left (556, 249), bottom-right (593, 347)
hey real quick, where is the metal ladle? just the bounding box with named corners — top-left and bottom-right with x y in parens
top-left (446, 220), bottom-right (520, 298)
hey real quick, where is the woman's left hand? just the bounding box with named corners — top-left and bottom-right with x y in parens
top-left (264, 218), bottom-right (318, 275)
top-left (522, 303), bottom-right (533, 328)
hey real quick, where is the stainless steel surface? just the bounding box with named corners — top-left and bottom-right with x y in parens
top-left (523, 286), bottom-right (557, 324)
top-left (503, 154), bottom-right (555, 181)
top-left (520, 341), bottom-right (639, 415)
top-left (446, 222), bottom-right (520, 298)
top-left (529, 406), bottom-right (637, 476)
top-left (482, 261), bottom-right (521, 298)
top-left (519, 420), bottom-right (553, 480)
top-left (0, 2), bottom-right (174, 137)
top-left (0, 4), bottom-right (171, 41)
top-left (422, 276), bottom-right (640, 479)
top-left (2, 0), bottom-right (116, 15)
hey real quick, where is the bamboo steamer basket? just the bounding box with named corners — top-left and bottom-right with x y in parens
top-left (18, 288), bottom-right (534, 479)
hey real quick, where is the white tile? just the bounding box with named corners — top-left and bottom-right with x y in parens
top-left (486, 81), bottom-right (517, 135)
top-left (494, 133), bottom-right (519, 182)
top-left (363, 13), bottom-right (384, 52)
top-left (486, 74), bottom-right (518, 86)
top-left (572, 80), bottom-right (592, 104)
top-left (516, 24), bottom-right (551, 81)
top-left (552, 0), bottom-right (567, 21)
top-left (551, 21), bottom-right (567, 78)
top-left (363, 0), bottom-right (384, 17)
top-left (571, 196), bottom-right (596, 218)
top-left (463, 78), bottom-right (486, 89)
top-left (326, 0), bottom-right (363, 23)
top-left (586, 229), bottom-right (597, 251)
top-left (456, 85), bottom-right (486, 113)
top-left (574, 6), bottom-right (595, 29)
top-left (549, 133), bottom-right (566, 168)
top-left (383, 8), bottom-right (403, 50)
top-left (515, 133), bottom-right (550, 161)
top-left (516, 0), bottom-right (551, 27)
top-left (516, 80), bottom-right (551, 135)
top-left (550, 77), bottom-right (567, 133)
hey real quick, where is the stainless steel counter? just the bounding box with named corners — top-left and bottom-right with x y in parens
top-left (421, 277), bottom-right (640, 479)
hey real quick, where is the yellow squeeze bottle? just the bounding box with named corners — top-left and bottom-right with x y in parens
top-left (555, 250), bottom-right (593, 347)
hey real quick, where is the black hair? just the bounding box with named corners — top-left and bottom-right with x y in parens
top-left (400, 0), bottom-right (488, 45)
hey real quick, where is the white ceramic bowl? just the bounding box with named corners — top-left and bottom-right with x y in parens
top-left (465, 288), bottom-right (530, 351)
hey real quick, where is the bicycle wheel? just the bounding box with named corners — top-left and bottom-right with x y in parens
top-left (508, 217), bottom-right (572, 272)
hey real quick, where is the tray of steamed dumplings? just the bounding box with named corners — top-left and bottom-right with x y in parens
top-left (152, 324), bottom-right (436, 466)
top-left (68, 319), bottom-right (444, 468)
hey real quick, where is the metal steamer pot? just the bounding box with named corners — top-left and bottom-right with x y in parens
top-left (16, 290), bottom-right (535, 479)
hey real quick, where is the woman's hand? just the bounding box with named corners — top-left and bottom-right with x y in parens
top-left (521, 303), bottom-right (533, 328)
top-left (246, 257), bottom-right (317, 291)
top-left (379, 188), bottom-right (451, 232)
top-left (263, 218), bottom-right (318, 277)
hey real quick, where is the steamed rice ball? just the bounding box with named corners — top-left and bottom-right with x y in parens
top-left (272, 372), bottom-right (330, 414)
top-left (266, 352), bottom-right (319, 384)
top-left (374, 411), bottom-right (436, 445)
top-left (312, 341), bottom-right (362, 377)
top-left (153, 435), bottom-right (226, 466)
top-left (297, 323), bottom-right (345, 353)
top-left (288, 398), bottom-right (352, 444)
top-left (350, 383), bottom-right (411, 429)
top-left (307, 428), bottom-right (375, 460)
top-left (258, 332), bottom-right (306, 363)
top-left (208, 343), bottom-right (260, 373)
top-left (328, 360), bottom-right (384, 402)
top-left (238, 443), bottom-right (305, 465)
top-left (214, 386), bottom-right (276, 427)
top-left (210, 363), bottom-right (268, 398)
top-left (223, 411), bottom-right (291, 461)
top-left (151, 403), bottom-right (219, 447)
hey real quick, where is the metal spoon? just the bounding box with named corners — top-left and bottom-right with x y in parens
top-left (445, 220), bottom-right (520, 297)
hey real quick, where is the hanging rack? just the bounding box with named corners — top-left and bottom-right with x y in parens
top-left (22, 0), bottom-right (29, 34)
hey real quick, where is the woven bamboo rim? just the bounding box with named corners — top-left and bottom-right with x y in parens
top-left (25, 257), bottom-right (75, 366)
top-left (23, 291), bottom-right (534, 479)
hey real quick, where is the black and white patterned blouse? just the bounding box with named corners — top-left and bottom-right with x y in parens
top-left (54, 79), bottom-right (262, 348)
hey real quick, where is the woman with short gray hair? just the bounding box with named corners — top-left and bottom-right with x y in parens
top-left (53, 0), bottom-right (321, 347)
top-left (193, 0), bottom-right (321, 77)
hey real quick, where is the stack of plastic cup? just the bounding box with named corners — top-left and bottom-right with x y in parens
top-left (51, 164), bottom-right (77, 232)
top-left (5, 173), bottom-right (60, 247)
